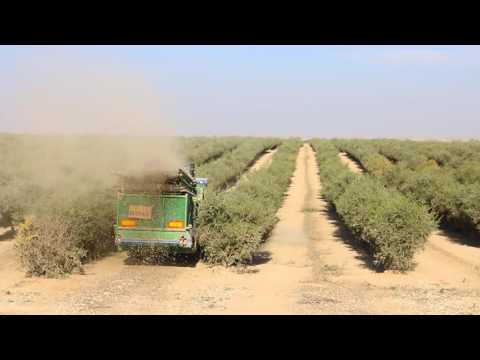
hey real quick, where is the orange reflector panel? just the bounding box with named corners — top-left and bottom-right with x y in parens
top-left (167, 220), bottom-right (184, 229)
top-left (120, 218), bottom-right (137, 227)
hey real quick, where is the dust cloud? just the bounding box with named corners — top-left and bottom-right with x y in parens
top-left (6, 49), bottom-right (185, 194)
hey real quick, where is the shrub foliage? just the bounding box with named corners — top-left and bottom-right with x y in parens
top-left (335, 139), bottom-right (480, 234)
top-left (197, 139), bottom-right (302, 266)
top-left (311, 140), bottom-right (435, 271)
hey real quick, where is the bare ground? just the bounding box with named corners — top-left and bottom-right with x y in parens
top-left (1, 145), bottom-right (480, 314)
top-left (249, 148), bottom-right (277, 172)
top-left (339, 152), bottom-right (363, 174)
top-left (227, 148), bottom-right (278, 192)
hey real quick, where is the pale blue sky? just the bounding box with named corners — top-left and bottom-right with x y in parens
top-left (1, 45), bottom-right (479, 138)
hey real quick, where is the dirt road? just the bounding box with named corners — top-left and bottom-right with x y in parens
top-left (1, 145), bottom-right (480, 314)
top-left (249, 148), bottom-right (277, 172)
top-left (227, 148), bottom-right (278, 192)
top-left (0, 229), bottom-right (24, 292)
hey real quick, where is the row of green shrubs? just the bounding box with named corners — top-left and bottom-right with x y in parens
top-left (370, 139), bottom-right (480, 185)
top-left (197, 139), bottom-right (302, 266)
top-left (178, 136), bottom-right (242, 166)
top-left (0, 135), bottom-right (284, 277)
top-left (374, 139), bottom-right (480, 169)
top-left (335, 139), bottom-right (480, 234)
top-left (311, 140), bottom-right (435, 271)
top-left (196, 138), bottom-right (281, 191)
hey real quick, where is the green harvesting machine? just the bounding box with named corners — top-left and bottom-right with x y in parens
top-left (114, 164), bottom-right (208, 254)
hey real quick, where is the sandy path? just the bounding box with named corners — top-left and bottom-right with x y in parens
top-left (0, 229), bottom-right (24, 292)
top-left (227, 148), bottom-right (278, 192)
top-left (249, 148), bottom-right (277, 172)
top-left (210, 144), bottom-right (312, 313)
top-left (338, 152), bottom-right (363, 173)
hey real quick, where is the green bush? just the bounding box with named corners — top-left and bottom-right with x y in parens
top-left (14, 189), bottom-right (115, 277)
top-left (454, 161), bottom-right (480, 185)
top-left (198, 139), bottom-right (301, 266)
top-left (15, 216), bottom-right (86, 277)
top-left (336, 178), bottom-right (434, 270)
top-left (315, 157), bottom-right (356, 203)
top-left (395, 168), bottom-right (460, 221)
top-left (455, 183), bottom-right (480, 232)
top-left (199, 220), bottom-right (263, 266)
top-left (61, 190), bottom-right (116, 261)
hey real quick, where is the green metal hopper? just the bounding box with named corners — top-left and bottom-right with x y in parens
top-left (114, 165), bottom-right (207, 254)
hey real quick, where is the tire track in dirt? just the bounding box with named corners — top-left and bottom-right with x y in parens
top-left (0, 250), bottom-right (186, 314)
